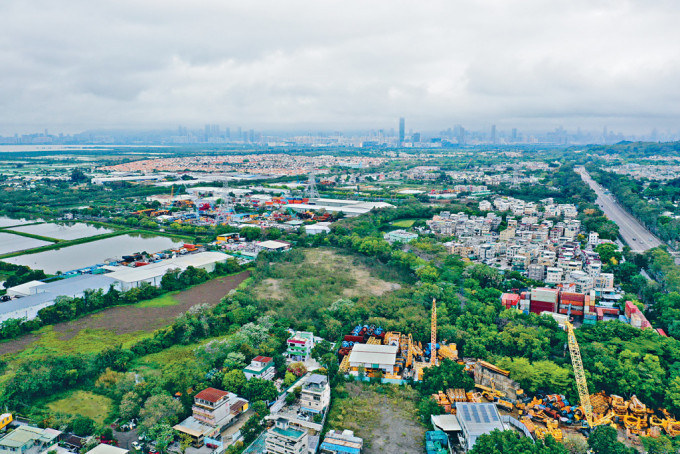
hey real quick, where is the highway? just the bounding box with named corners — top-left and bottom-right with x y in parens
top-left (575, 167), bottom-right (663, 253)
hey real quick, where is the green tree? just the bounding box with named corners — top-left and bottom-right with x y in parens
top-left (470, 429), bottom-right (567, 454)
top-left (641, 435), bottom-right (675, 454)
top-left (588, 426), bottom-right (636, 454)
top-left (147, 423), bottom-right (176, 453)
top-left (562, 435), bottom-right (588, 454)
top-left (222, 370), bottom-right (247, 395)
top-left (243, 378), bottom-right (278, 402)
top-left (139, 394), bottom-right (183, 434)
top-left (419, 359), bottom-right (474, 396)
top-left (119, 392), bottom-right (142, 420)
top-left (71, 416), bottom-right (96, 436)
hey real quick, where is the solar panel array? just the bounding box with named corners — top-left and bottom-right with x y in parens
top-left (459, 403), bottom-right (500, 424)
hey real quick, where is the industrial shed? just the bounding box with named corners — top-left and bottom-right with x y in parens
top-left (455, 403), bottom-right (505, 451)
top-left (347, 344), bottom-right (398, 375)
top-left (106, 251), bottom-right (229, 291)
top-left (0, 274), bottom-right (119, 324)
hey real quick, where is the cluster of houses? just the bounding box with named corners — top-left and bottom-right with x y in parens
top-left (422, 206), bottom-right (625, 310)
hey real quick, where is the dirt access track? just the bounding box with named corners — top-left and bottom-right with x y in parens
top-left (0, 271), bottom-right (250, 355)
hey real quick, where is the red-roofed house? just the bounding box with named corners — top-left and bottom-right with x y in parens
top-left (243, 356), bottom-right (275, 381)
top-left (173, 387), bottom-right (249, 447)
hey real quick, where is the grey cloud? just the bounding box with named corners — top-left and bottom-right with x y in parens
top-left (0, 0), bottom-right (679, 134)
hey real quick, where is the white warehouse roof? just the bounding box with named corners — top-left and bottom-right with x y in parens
top-left (348, 344), bottom-right (398, 365)
top-left (106, 251), bottom-right (228, 283)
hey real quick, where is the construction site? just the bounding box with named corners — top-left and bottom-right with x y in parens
top-left (337, 301), bottom-right (459, 381)
top-left (426, 309), bottom-right (680, 451)
top-left (336, 300), bottom-right (680, 451)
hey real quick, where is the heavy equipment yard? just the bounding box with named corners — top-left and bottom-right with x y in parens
top-left (425, 317), bottom-right (680, 447)
top-left (337, 300), bottom-right (680, 448)
top-left (338, 300), bottom-right (459, 380)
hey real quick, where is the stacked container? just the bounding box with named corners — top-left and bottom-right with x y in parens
top-left (529, 288), bottom-right (558, 314)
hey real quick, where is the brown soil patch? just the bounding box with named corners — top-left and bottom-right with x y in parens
top-left (0, 271), bottom-right (250, 355)
top-left (344, 266), bottom-right (401, 297)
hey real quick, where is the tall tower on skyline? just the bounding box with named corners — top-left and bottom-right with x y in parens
top-left (491, 124), bottom-right (497, 144)
top-left (398, 117), bottom-right (405, 145)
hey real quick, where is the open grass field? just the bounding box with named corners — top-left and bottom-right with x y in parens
top-left (391, 219), bottom-right (416, 228)
top-left (47, 390), bottom-right (113, 424)
top-left (133, 293), bottom-right (179, 308)
top-left (326, 382), bottom-right (425, 454)
top-left (253, 248), bottom-right (401, 302)
top-left (0, 271), bottom-right (250, 357)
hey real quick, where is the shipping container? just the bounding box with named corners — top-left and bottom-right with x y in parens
top-left (561, 292), bottom-right (585, 303)
top-left (343, 335), bottom-right (365, 343)
top-left (531, 288), bottom-right (559, 304)
top-left (530, 300), bottom-right (556, 314)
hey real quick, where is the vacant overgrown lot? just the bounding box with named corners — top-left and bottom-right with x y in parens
top-left (326, 382), bottom-right (425, 454)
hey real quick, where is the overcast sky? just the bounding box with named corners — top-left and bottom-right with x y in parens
top-left (1, 0), bottom-right (679, 134)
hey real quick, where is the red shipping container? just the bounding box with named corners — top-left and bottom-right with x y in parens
top-left (530, 300), bottom-right (556, 314)
top-left (561, 292), bottom-right (586, 303)
top-left (343, 335), bottom-right (365, 343)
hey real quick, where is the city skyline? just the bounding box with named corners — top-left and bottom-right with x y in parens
top-left (1, 1), bottom-right (680, 135)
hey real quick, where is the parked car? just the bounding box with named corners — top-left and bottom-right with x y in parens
top-left (132, 442), bottom-right (141, 451)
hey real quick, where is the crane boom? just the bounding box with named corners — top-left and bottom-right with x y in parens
top-left (566, 321), bottom-right (593, 427)
top-left (431, 299), bottom-right (437, 366)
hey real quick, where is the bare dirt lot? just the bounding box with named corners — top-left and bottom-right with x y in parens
top-left (0, 271), bottom-right (250, 355)
top-left (327, 382), bottom-right (425, 454)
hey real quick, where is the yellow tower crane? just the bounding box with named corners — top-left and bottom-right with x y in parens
top-left (565, 306), bottom-right (594, 429)
top-left (431, 299), bottom-right (437, 366)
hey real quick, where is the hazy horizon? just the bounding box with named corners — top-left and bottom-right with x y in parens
top-left (2, 0), bottom-right (679, 135)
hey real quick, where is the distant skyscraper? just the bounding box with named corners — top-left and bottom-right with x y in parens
top-left (225, 127), bottom-right (230, 139)
top-left (398, 117), bottom-right (405, 144)
top-left (512, 128), bottom-right (518, 141)
top-left (491, 124), bottom-right (497, 144)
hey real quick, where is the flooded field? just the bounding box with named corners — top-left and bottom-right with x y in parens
top-left (7, 223), bottom-right (114, 240)
top-left (2, 234), bottom-right (184, 274)
top-left (0, 232), bottom-right (52, 255)
top-left (0, 217), bottom-right (39, 228)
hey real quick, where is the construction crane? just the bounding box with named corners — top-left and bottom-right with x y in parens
top-left (431, 299), bottom-right (437, 366)
top-left (565, 304), bottom-right (594, 430)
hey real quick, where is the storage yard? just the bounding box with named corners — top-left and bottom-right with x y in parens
top-left (338, 301), bottom-right (459, 381)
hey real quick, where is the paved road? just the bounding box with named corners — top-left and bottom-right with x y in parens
top-left (576, 167), bottom-right (663, 252)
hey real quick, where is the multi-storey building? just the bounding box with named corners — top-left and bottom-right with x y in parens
top-left (286, 331), bottom-right (314, 361)
top-left (299, 374), bottom-right (331, 414)
top-left (265, 418), bottom-right (309, 454)
top-left (174, 387), bottom-right (249, 447)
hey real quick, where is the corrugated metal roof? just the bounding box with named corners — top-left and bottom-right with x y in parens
top-left (348, 344), bottom-right (398, 365)
top-left (455, 403), bottom-right (504, 435)
top-left (0, 274), bottom-right (118, 316)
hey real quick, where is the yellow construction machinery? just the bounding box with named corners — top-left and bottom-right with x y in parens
top-left (339, 354), bottom-right (350, 373)
top-left (520, 416), bottom-right (536, 434)
top-left (565, 316), bottom-right (594, 430)
top-left (623, 414), bottom-right (647, 435)
top-left (475, 383), bottom-right (505, 401)
top-left (438, 343), bottom-right (458, 361)
top-left (446, 388), bottom-right (467, 404)
top-left (366, 336), bottom-right (381, 345)
top-left (495, 398), bottom-right (514, 412)
top-left (432, 391), bottom-right (452, 413)
top-left (629, 395), bottom-right (647, 417)
top-left (536, 419), bottom-right (563, 441)
top-left (663, 418), bottom-right (680, 437)
top-left (590, 392), bottom-right (610, 416)
top-left (466, 391), bottom-right (483, 403)
top-left (611, 395), bottom-right (629, 416)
